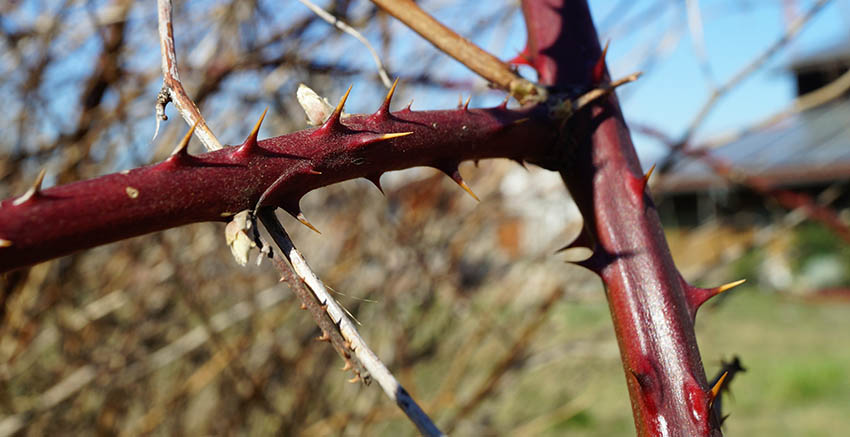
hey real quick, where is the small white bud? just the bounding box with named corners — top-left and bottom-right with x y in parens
top-left (225, 210), bottom-right (256, 266)
top-left (297, 84), bottom-right (334, 126)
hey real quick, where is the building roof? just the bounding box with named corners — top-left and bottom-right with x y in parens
top-left (789, 42), bottom-right (850, 73)
top-left (656, 98), bottom-right (850, 193)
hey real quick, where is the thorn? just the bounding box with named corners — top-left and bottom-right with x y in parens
top-left (0, 238), bottom-right (12, 248)
top-left (435, 164), bottom-right (479, 201)
top-left (341, 362), bottom-right (352, 371)
top-left (365, 173), bottom-right (384, 194)
top-left (499, 96), bottom-right (510, 110)
top-left (457, 94), bottom-right (463, 109)
top-left (300, 303), bottom-right (307, 310)
top-left (375, 77), bottom-right (399, 117)
top-left (348, 375), bottom-right (360, 384)
top-left (296, 213), bottom-right (321, 234)
top-left (282, 202), bottom-right (321, 234)
top-left (592, 39), bottom-right (610, 84)
top-left (404, 99), bottom-right (414, 112)
top-left (315, 85), bottom-right (352, 135)
top-left (320, 304), bottom-right (328, 312)
top-left (354, 131), bottom-right (413, 149)
top-left (239, 108), bottom-right (268, 154)
top-left (13, 168), bottom-right (47, 206)
top-left (512, 118), bottom-right (529, 125)
top-left (708, 371), bottom-right (728, 409)
top-left (375, 132), bottom-right (413, 141)
top-left (170, 120), bottom-right (199, 157)
top-left (684, 278), bottom-right (745, 320)
top-left (643, 163), bottom-right (656, 185)
top-left (716, 279), bottom-right (746, 294)
top-left (507, 47), bottom-right (532, 67)
top-left (308, 169), bottom-right (322, 175)
top-left (316, 333), bottom-right (331, 342)
top-left (556, 228), bottom-right (596, 253)
top-left (330, 85), bottom-right (352, 123)
top-left (463, 95), bottom-right (471, 111)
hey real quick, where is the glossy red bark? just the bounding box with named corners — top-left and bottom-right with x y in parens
top-left (0, 104), bottom-right (554, 272)
top-left (519, 1), bottom-right (723, 435)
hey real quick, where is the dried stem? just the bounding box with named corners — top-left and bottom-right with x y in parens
top-left (156, 0), bottom-right (223, 151)
top-left (369, 0), bottom-right (544, 103)
top-left (258, 210), bottom-right (444, 437)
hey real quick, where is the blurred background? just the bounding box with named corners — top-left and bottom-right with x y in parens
top-left (1, 0), bottom-right (849, 435)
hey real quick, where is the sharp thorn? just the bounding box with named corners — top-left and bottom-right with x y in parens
top-left (13, 168), bottom-right (47, 206)
top-left (512, 118), bottom-right (529, 125)
top-left (463, 95), bottom-right (471, 111)
top-left (300, 303), bottom-right (307, 310)
top-left (386, 78), bottom-right (399, 102)
top-left (341, 362), bottom-right (352, 371)
top-left (366, 173), bottom-right (384, 194)
top-left (592, 39), bottom-right (611, 84)
top-left (439, 166), bottom-right (479, 202)
top-left (170, 120), bottom-right (199, 157)
top-left (0, 238), bottom-right (12, 248)
top-left (242, 107), bottom-right (268, 151)
top-left (499, 96), bottom-right (510, 109)
top-left (316, 333), bottom-right (330, 342)
top-left (308, 169), bottom-right (323, 175)
top-left (377, 78), bottom-right (399, 114)
top-left (348, 375), bottom-right (360, 384)
top-left (296, 212), bottom-right (321, 234)
top-left (708, 371), bottom-right (729, 408)
top-left (457, 179), bottom-right (480, 201)
top-left (332, 85), bottom-right (353, 120)
top-left (716, 279), bottom-right (746, 294)
top-left (457, 94), bottom-right (463, 108)
top-left (404, 99), bottom-right (414, 112)
top-left (644, 163), bottom-right (656, 184)
top-left (378, 132), bottom-right (413, 141)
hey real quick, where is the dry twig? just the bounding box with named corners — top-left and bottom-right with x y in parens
top-left (258, 210), bottom-right (444, 437)
top-left (156, 0), bottom-right (223, 150)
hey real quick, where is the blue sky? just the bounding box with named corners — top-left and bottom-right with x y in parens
top-left (2, 0), bottom-right (848, 173)
top-left (591, 0), bottom-right (850, 165)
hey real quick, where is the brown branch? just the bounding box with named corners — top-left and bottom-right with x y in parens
top-left (156, 0), bottom-right (223, 151)
top-left (369, 0), bottom-right (544, 103)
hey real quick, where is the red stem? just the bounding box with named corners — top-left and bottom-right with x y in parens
top-left (519, 1), bottom-right (723, 435)
top-left (0, 104), bottom-right (553, 272)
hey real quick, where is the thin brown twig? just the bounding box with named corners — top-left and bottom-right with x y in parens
top-left (156, 0), bottom-right (223, 151)
top-left (369, 0), bottom-right (544, 103)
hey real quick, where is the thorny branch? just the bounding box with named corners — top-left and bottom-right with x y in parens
top-left (258, 210), bottom-right (444, 437)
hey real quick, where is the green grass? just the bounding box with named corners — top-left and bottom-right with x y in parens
top-left (698, 288), bottom-right (850, 436)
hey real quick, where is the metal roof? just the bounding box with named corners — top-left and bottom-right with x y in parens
top-left (656, 98), bottom-right (850, 193)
